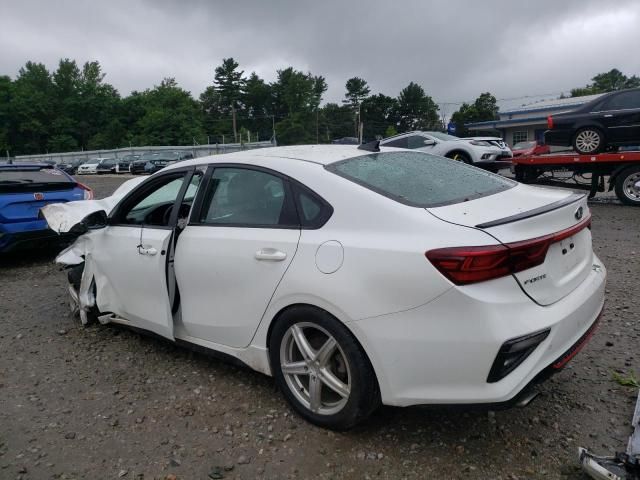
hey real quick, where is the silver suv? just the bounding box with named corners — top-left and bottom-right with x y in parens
top-left (380, 131), bottom-right (513, 172)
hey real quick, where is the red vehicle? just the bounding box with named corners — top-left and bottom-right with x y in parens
top-left (512, 151), bottom-right (640, 206)
top-left (511, 141), bottom-right (551, 157)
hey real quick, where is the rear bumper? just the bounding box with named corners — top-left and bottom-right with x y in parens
top-left (348, 254), bottom-right (606, 407)
top-left (544, 129), bottom-right (573, 146)
top-left (0, 227), bottom-right (74, 253)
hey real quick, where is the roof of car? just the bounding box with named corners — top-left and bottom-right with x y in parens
top-left (0, 163), bottom-right (55, 170)
top-left (165, 145), bottom-right (388, 170)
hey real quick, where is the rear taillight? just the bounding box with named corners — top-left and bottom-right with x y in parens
top-left (77, 182), bottom-right (94, 200)
top-left (426, 215), bottom-right (591, 285)
top-left (547, 115), bottom-right (554, 129)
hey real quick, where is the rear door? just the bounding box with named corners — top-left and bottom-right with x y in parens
top-left (174, 165), bottom-right (301, 348)
top-left (427, 185), bottom-right (593, 305)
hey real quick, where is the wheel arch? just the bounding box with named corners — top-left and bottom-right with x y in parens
top-left (444, 149), bottom-right (473, 162)
top-left (608, 162), bottom-right (635, 191)
top-left (572, 122), bottom-right (607, 140)
top-left (264, 302), bottom-right (386, 398)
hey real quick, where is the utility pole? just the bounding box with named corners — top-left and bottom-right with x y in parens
top-left (232, 105), bottom-right (238, 143)
top-left (272, 115), bottom-right (276, 145)
top-left (316, 109), bottom-right (319, 144)
top-left (357, 104), bottom-right (363, 144)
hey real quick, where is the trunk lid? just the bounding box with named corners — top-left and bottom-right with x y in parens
top-left (427, 184), bottom-right (593, 305)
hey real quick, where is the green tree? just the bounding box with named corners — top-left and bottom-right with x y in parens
top-left (132, 78), bottom-right (204, 145)
top-left (320, 103), bottom-right (354, 141)
top-left (361, 93), bottom-right (398, 140)
top-left (75, 61), bottom-right (121, 149)
top-left (0, 75), bottom-right (12, 154)
top-left (242, 72), bottom-right (274, 141)
top-left (10, 62), bottom-right (55, 154)
top-left (214, 57), bottom-right (245, 141)
top-left (450, 92), bottom-right (499, 137)
top-left (571, 68), bottom-right (640, 97)
top-left (270, 68), bottom-right (327, 145)
top-left (199, 86), bottom-right (232, 142)
top-left (396, 82), bottom-right (439, 132)
top-left (343, 77), bottom-right (371, 138)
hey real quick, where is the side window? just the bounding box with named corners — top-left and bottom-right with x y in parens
top-left (382, 137), bottom-right (408, 148)
top-left (120, 175), bottom-right (186, 227)
top-left (407, 135), bottom-right (430, 149)
top-left (294, 185), bottom-right (333, 229)
top-left (602, 91), bottom-right (640, 110)
top-left (199, 168), bottom-right (297, 227)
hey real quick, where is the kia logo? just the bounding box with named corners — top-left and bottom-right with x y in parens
top-left (574, 206), bottom-right (584, 221)
top-left (33, 192), bottom-right (44, 201)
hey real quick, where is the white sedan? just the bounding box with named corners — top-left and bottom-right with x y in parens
top-left (43, 144), bottom-right (606, 429)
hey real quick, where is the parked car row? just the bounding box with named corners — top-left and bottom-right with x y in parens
top-left (28, 151), bottom-right (196, 176)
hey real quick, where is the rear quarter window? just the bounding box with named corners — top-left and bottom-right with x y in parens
top-left (325, 151), bottom-right (515, 207)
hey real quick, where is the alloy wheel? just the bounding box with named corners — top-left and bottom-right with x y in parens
top-left (622, 171), bottom-right (640, 202)
top-left (574, 129), bottom-right (601, 153)
top-left (280, 322), bottom-right (351, 416)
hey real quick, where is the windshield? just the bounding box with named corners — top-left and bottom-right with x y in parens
top-left (140, 153), bottom-right (159, 161)
top-left (513, 141), bottom-right (536, 149)
top-left (326, 151), bottom-right (515, 207)
top-left (85, 159), bottom-right (100, 164)
top-left (425, 131), bottom-right (459, 141)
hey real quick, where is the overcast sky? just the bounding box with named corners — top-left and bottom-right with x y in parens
top-left (2, 0), bottom-right (640, 114)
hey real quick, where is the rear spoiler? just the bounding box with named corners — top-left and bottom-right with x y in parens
top-left (476, 193), bottom-right (586, 229)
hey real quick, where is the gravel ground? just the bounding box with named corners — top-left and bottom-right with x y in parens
top-left (0, 175), bottom-right (638, 480)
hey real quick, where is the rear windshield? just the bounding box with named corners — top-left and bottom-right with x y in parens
top-left (0, 168), bottom-right (74, 193)
top-left (326, 151), bottom-right (515, 207)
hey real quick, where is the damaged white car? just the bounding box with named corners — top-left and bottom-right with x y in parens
top-left (43, 144), bottom-right (606, 429)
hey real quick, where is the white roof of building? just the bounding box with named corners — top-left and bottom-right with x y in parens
top-left (502, 93), bottom-right (604, 114)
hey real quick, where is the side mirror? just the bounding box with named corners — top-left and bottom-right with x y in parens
top-left (423, 139), bottom-right (437, 146)
top-left (69, 210), bottom-right (108, 235)
top-left (84, 210), bottom-right (108, 230)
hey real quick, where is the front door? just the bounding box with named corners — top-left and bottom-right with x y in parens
top-left (174, 166), bottom-right (301, 348)
top-left (91, 170), bottom-right (198, 339)
top-left (598, 90), bottom-right (640, 143)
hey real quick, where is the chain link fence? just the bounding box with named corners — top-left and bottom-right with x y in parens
top-left (9, 140), bottom-right (276, 164)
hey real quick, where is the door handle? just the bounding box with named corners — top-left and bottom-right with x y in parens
top-left (255, 248), bottom-right (287, 261)
top-left (137, 245), bottom-right (158, 256)
top-left (603, 114), bottom-right (613, 118)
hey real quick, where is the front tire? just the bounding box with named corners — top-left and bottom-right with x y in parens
top-left (269, 306), bottom-right (380, 430)
top-left (614, 165), bottom-right (640, 206)
top-left (573, 127), bottom-right (604, 154)
top-left (446, 151), bottom-right (472, 164)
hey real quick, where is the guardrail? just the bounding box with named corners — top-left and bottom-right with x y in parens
top-left (12, 141), bottom-right (276, 164)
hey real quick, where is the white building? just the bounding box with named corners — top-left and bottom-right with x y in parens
top-left (466, 93), bottom-right (603, 147)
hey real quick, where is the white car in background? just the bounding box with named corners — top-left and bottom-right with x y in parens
top-left (76, 157), bottom-right (108, 175)
top-left (42, 144), bottom-right (605, 430)
top-left (380, 131), bottom-right (512, 171)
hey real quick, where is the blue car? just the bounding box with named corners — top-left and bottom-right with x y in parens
top-left (0, 164), bottom-right (93, 253)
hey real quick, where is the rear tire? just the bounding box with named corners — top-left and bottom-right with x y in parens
top-left (614, 165), bottom-right (640, 206)
top-left (573, 127), bottom-right (605, 154)
top-left (269, 306), bottom-right (380, 430)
